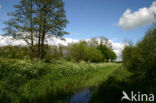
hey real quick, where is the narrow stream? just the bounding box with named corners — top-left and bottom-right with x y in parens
top-left (66, 88), bottom-right (94, 103)
top-left (32, 88), bottom-right (95, 103)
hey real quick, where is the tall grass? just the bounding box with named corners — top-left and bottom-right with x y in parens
top-left (0, 58), bottom-right (121, 103)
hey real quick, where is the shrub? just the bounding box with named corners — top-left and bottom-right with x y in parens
top-left (0, 46), bottom-right (30, 59)
top-left (122, 24), bottom-right (156, 82)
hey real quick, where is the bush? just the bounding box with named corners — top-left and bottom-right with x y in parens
top-left (122, 24), bottom-right (156, 82)
top-left (0, 46), bottom-right (30, 59)
top-left (0, 58), bottom-right (49, 103)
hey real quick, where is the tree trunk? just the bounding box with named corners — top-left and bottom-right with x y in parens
top-left (38, 3), bottom-right (43, 60)
top-left (30, 0), bottom-right (34, 58)
top-left (40, 3), bottom-right (47, 60)
top-left (38, 33), bottom-right (41, 59)
top-left (40, 33), bottom-right (45, 60)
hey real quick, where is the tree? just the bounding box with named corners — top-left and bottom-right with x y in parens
top-left (97, 44), bottom-right (116, 62)
top-left (137, 25), bottom-right (156, 81)
top-left (4, 0), bottom-right (68, 59)
top-left (122, 45), bottom-right (133, 69)
top-left (84, 47), bottom-right (103, 62)
top-left (69, 41), bottom-right (103, 62)
top-left (69, 41), bottom-right (87, 61)
top-left (88, 36), bottom-right (112, 48)
top-left (109, 50), bottom-right (117, 61)
top-left (3, 0), bottom-right (36, 58)
top-left (122, 23), bottom-right (156, 82)
top-left (34, 0), bottom-right (68, 59)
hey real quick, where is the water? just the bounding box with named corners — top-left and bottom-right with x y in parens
top-left (66, 88), bottom-right (94, 103)
top-left (31, 88), bottom-right (95, 103)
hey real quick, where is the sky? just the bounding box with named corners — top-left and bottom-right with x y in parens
top-left (0, 0), bottom-right (155, 60)
top-left (0, 0), bottom-right (156, 43)
top-left (64, 0), bottom-right (156, 43)
top-left (63, 0), bottom-right (156, 43)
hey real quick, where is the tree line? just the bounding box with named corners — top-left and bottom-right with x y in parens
top-left (0, 37), bottom-right (117, 62)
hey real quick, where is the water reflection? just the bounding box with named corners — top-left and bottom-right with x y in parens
top-left (66, 88), bottom-right (93, 103)
top-left (30, 88), bottom-right (94, 103)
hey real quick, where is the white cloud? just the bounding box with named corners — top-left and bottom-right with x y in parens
top-left (109, 40), bottom-right (127, 61)
top-left (0, 36), bottom-right (27, 46)
top-left (45, 37), bottom-right (79, 46)
top-left (0, 35), bottom-right (79, 46)
top-left (118, 1), bottom-right (156, 30)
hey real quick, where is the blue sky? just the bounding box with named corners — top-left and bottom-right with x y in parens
top-left (0, 0), bottom-right (155, 43)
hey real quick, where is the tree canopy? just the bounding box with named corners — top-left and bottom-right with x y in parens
top-left (3, 0), bottom-right (68, 59)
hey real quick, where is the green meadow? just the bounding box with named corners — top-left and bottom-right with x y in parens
top-left (0, 58), bottom-right (130, 103)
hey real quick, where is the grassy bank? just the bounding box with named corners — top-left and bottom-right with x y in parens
top-left (89, 66), bottom-right (154, 103)
top-left (0, 58), bottom-right (128, 103)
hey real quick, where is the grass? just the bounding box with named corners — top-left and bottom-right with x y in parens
top-left (89, 65), bottom-right (156, 103)
top-left (0, 58), bottom-right (129, 103)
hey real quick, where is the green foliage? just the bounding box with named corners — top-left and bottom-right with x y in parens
top-left (87, 37), bottom-right (112, 48)
top-left (122, 24), bottom-right (156, 82)
top-left (69, 41), bottom-right (87, 61)
top-left (89, 67), bottom-right (154, 103)
top-left (84, 47), bottom-right (103, 62)
top-left (0, 58), bottom-right (49, 103)
top-left (0, 58), bottom-right (120, 103)
top-left (3, 0), bottom-right (68, 59)
top-left (0, 39), bottom-right (116, 63)
top-left (43, 45), bottom-right (69, 63)
top-left (0, 46), bottom-right (30, 59)
top-left (109, 50), bottom-right (117, 61)
top-left (32, 39), bottom-right (116, 63)
top-left (69, 41), bottom-right (103, 62)
top-left (97, 44), bottom-right (117, 62)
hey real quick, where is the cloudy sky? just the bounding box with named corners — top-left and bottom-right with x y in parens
top-left (0, 0), bottom-right (156, 43)
top-left (63, 0), bottom-right (156, 43)
top-left (0, 0), bottom-right (156, 42)
top-left (0, 0), bottom-right (156, 60)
